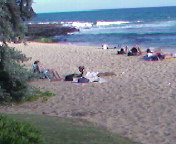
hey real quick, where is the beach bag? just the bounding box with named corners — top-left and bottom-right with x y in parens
top-left (65, 73), bottom-right (82, 81)
top-left (78, 77), bottom-right (89, 83)
top-left (65, 74), bottom-right (75, 81)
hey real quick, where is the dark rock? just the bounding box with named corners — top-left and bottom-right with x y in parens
top-left (26, 24), bottom-right (79, 38)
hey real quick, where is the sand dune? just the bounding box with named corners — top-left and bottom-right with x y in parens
top-left (1, 42), bottom-right (176, 144)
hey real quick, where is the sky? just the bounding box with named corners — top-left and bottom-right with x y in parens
top-left (32, 0), bottom-right (176, 13)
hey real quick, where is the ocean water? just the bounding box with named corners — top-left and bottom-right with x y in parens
top-left (31, 6), bottom-right (176, 51)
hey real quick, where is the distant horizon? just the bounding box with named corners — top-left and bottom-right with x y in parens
top-left (35, 5), bottom-right (176, 14)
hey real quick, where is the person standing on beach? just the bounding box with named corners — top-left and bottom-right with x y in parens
top-left (102, 44), bottom-right (108, 49)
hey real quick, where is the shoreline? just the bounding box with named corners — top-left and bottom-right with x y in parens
top-left (28, 40), bottom-right (176, 54)
top-left (1, 41), bottom-right (176, 144)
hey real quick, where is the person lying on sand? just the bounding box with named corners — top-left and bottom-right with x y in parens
top-left (79, 66), bottom-right (116, 77)
top-left (127, 46), bottom-right (142, 56)
top-left (143, 49), bottom-right (175, 61)
top-left (33, 60), bottom-right (61, 81)
top-left (78, 66), bottom-right (116, 83)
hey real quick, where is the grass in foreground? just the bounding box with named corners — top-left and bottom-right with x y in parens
top-left (0, 114), bottom-right (43, 144)
top-left (25, 89), bottom-right (55, 102)
top-left (5, 114), bottom-right (140, 144)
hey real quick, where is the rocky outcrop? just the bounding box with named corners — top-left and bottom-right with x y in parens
top-left (26, 24), bottom-right (79, 38)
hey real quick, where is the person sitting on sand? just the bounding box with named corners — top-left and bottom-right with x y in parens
top-left (64, 66), bottom-right (85, 81)
top-left (131, 47), bottom-right (138, 53)
top-left (127, 46), bottom-right (142, 56)
top-left (33, 60), bottom-right (61, 80)
top-left (146, 48), bottom-right (152, 53)
top-left (143, 49), bottom-right (166, 61)
top-left (79, 66), bottom-right (116, 83)
top-left (117, 48), bottom-right (126, 54)
top-left (153, 49), bottom-right (165, 60)
top-left (125, 46), bottom-right (130, 53)
top-left (143, 48), bottom-right (154, 60)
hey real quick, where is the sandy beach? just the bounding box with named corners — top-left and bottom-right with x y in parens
top-left (1, 42), bottom-right (176, 144)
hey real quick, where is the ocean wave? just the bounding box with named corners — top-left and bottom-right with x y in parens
top-left (61, 20), bottom-right (131, 28)
top-left (28, 20), bottom-right (176, 37)
top-left (72, 32), bottom-right (176, 36)
top-left (71, 20), bottom-right (176, 35)
top-left (120, 32), bottom-right (176, 36)
top-left (95, 21), bottom-right (130, 26)
top-left (122, 20), bottom-right (176, 29)
top-left (28, 20), bottom-right (176, 29)
top-left (28, 21), bottom-right (62, 25)
top-left (65, 20), bottom-right (176, 29)
top-left (62, 21), bottom-right (93, 28)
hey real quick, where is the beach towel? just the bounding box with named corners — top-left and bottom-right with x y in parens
top-left (85, 72), bottom-right (99, 82)
top-left (84, 72), bottom-right (107, 83)
top-left (144, 57), bottom-right (176, 61)
top-left (71, 72), bottom-right (107, 84)
top-left (78, 77), bottom-right (89, 83)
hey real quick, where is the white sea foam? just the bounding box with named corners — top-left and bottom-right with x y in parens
top-left (28, 20), bottom-right (176, 36)
top-left (62, 21), bottom-right (93, 28)
top-left (95, 21), bottom-right (130, 26)
top-left (61, 21), bottom-right (130, 29)
top-left (29, 20), bottom-right (176, 30)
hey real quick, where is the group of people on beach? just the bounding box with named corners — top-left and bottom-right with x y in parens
top-left (102, 43), bottom-right (176, 61)
top-left (33, 61), bottom-right (116, 82)
top-left (117, 46), bottom-right (142, 56)
top-left (114, 44), bottom-right (175, 61)
top-left (143, 48), bottom-right (165, 61)
top-left (32, 44), bottom-right (175, 82)
top-left (102, 44), bottom-right (142, 56)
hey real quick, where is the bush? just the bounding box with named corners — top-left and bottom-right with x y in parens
top-left (0, 114), bottom-right (43, 144)
top-left (35, 37), bottom-right (56, 43)
top-left (25, 89), bottom-right (55, 102)
top-left (0, 45), bottom-right (33, 103)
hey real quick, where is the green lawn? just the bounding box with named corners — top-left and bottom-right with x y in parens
top-left (5, 113), bottom-right (140, 144)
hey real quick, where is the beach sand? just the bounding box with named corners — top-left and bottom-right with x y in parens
top-left (1, 42), bottom-right (176, 144)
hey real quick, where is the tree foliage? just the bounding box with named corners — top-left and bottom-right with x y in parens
top-left (0, 0), bottom-right (35, 41)
top-left (0, 0), bottom-right (35, 103)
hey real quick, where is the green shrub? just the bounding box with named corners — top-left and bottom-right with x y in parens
top-left (25, 89), bottom-right (55, 102)
top-left (0, 114), bottom-right (43, 144)
top-left (0, 45), bottom-right (33, 104)
top-left (35, 37), bottom-right (56, 43)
